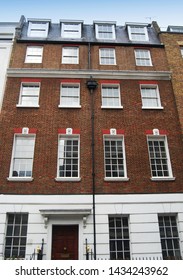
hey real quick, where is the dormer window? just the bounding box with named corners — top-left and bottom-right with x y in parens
top-left (167, 26), bottom-right (183, 33)
top-left (95, 22), bottom-right (116, 40)
top-left (61, 21), bottom-right (83, 38)
top-left (127, 23), bottom-right (149, 42)
top-left (27, 20), bottom-right (50, 37)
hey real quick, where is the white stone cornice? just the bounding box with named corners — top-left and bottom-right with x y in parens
top-left (7, 68), bottom-right (171, 80)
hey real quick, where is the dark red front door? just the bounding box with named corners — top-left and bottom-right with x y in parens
top-left (52, 225), bottom-right (78, 260)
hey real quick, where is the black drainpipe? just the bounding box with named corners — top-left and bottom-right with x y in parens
top-left (86, 76), bottom-right (98, 260)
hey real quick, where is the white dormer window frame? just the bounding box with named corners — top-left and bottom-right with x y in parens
top-left (95, 22), bottom-right (116, 40)
top-left (127, 24), bottom-right (149, 42)
top-left (61, 22), bottom-right (82, 38)
top-left (27, 21), bottom-right (50, 38)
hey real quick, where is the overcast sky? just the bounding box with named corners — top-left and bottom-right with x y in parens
top-left (1, 0), bottom-right (183, 29)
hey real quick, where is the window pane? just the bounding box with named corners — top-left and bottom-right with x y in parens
top-left (158, 215), bottom-right (181, 259)
top-left (60, 84), bottom-right (80, 107)
top-left (148, 137), bottom-right (171, 178)
top-left (102, 85), bottom-right (121, 107)
top-left (19, 84), bottom-right (40, 106)
top-left (135, 50), bottom-right (152, 66)
top-left (141, 86), bottom-right (160, 108)
top-left (109, 217), bottom-right (130, 260)
top-left (100, 48), bottom-right (115, 65)
top-left (104, 138), bottom-right (126, 178)
top-left (58, 137), bottom-right (79, 178)
top-left (25, 46), bottom-right (43, 63)
top-left (11, 136), bottom-right (35, 178)
top-left (62, 47), bottom-right (78, 64)
top-left (62, 23), bottom-right (81, 38)
top-left (97, 24), bottom-right (115, 39)
top-left (4, 213), bottom-right (28, 259)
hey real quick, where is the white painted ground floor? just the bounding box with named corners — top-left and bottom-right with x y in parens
top-left (0, 193), bottom-right (183, 260)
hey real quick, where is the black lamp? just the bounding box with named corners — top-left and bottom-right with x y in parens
top-left (86, 78), bottom-right (98, 92)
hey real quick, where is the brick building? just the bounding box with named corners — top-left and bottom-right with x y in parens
top-left (158, 25), bottom-right (183, 139)
top-left (0, 16), bottom-right (183, 260)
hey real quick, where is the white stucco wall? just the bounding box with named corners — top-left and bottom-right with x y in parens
top-left (0, 193), bottom-right (182, 260)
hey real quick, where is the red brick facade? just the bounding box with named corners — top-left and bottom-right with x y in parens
top-left (0, 22), bottom-right (183, 195)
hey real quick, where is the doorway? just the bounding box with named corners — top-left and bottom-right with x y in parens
top-left (51, 225), bottom-right (78, 260)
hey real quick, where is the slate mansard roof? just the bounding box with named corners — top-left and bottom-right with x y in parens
top-left (16, 16), bottom-right (162, 46)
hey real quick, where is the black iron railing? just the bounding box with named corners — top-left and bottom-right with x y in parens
top-left (85, 239), bottom-right (93, 260)
top-left (30, 238), bottom-right (44, 260)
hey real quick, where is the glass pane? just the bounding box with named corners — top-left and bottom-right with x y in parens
top-left (6, 225), bottom-right (13, 236)
top-left (14, 226), bottom-right (20, 236)
top-left (5, 237), bottom-right (12, 246)
top-left (7, 214), bottom-right (14, 224)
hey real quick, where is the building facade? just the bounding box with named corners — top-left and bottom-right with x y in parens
top-left (158, 25), bottom-right (183, 139)
top-left (0, 22), bottom-right (17, 111)
top-left (0, 17), bottom-right (183, 260)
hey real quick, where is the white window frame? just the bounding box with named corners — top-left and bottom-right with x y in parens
top-left (4, 213), bottom-right (28, 259)
top-left (95, 23), bottom-right (116, 40)
top-left (147, 135), bottom-right (175, 181)
top-left (8, 134), bottom-right (36, 182)
top-left (61, 22), bottom-right (82, 38)
top-left (99, 48), bottom-right (116, 65)
top-left (25, 46), bottom-right (43, 63)
top-left (56, 135), bottom-right (80, 181)
top-left (158, 215), bottom-right (181, 260)
top-left (134, 49), bottom-right (152, 66)
top-left (109, 216), bottom-right (131, 260)
top-left (27, 21), bottom-right (49, 37)
top-left (59, 83), bottom-right (81, 108)
top-left (17, 82), bottom-right (40, 108)
top-left (62, 47), bottom-right (79, 64)
top-left (140, 84), bottom-right (163, 109)
top-left (103, 135), bottom-right (128, 181)
top-left (128, 25), bottom-right (149, 41)
top-left (101, 84), bottom-right (122, 109)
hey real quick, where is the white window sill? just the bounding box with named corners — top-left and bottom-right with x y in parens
top-left (61, 62), bottom-right (79, 65)
top-left (58, 105), bottom-right (81, 109)
top-left (104, 177), bottom-right (129, 182)
top-left (7, 177), bottom-right (34, 182)
top-left (101, 106), bottom-right (123, 109)
top-left (136, 64), bottom-right (153, 67)
top-left (16, 105), bottom-right (40, 108)
top-left (55, 177), bottom-right (81, 182)
top-left (151, 177), bottom-right (175, 181)
top-left (100, 63), bottom-right (117, 66)
top-left (142, 106), bottom-right (164, 110)
top-left (24, 62), bottom-right (42, 64)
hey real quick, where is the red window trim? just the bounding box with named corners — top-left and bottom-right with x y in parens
top-left (58, 128), bottom-right (80, 134)
top-left (102, 129), bottom-right (125, 135)
top-left (145, 130), bottom-right (168, 135)
top-left (139, 81), bottom-right (158, 85)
